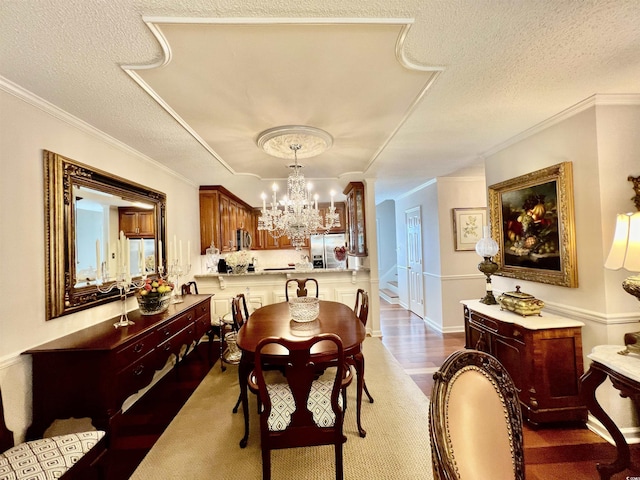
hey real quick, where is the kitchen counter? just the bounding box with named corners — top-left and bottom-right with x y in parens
top-left (194, 267), bottom-right (370, 319)
top-left (197, 267), bottom-right (367, 277)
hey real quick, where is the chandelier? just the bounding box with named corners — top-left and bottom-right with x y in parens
top-left (258, 137), bottom-right (340, 250)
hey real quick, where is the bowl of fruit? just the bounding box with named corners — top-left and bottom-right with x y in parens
top-left (136, 278), bottom-right (174, 315)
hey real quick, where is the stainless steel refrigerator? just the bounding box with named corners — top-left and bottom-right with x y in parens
top-left (310, 233), bottom-right (346, 269)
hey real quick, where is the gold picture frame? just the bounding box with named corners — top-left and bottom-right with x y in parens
top-left (452, 208), bottom-right (487, 251)
top-left (488, 162), bottom-right (578, 287)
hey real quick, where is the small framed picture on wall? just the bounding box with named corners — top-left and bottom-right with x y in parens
top-left (452, 208), bottom-right (487, 251)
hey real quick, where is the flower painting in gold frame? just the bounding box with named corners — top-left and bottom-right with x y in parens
top-left (452, 208), bottom-right (487, 251)
top-left (488, 162), bottom-right (578, 287)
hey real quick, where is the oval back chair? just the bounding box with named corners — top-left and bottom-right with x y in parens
top-left (429, 349), bottom-right (525, 480)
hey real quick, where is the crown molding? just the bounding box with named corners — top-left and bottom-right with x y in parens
top-left (0, 75), bottom-right (196, 186)
top-left (482, 94), bottom-right (640, 158)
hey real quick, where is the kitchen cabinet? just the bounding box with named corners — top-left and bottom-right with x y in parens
top-left (317, 201), bottom-right (346, 234)
top-left (199, 186), bottom-right (256, 254)
top-left (462, 300), bottom-right (587, 425)
top-left (343, 182), bottom-right (367, 256)
top-left (119, 207), bottom-right (155, 238)
top-left (252, 203), bottom-right (344, 250)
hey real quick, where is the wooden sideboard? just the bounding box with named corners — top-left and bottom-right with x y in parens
top-left (25, 294), bottom-right (212, 440)
top-left (462, 300), bottom-right (587, 425)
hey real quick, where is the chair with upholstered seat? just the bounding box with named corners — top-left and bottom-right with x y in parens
top-left (0, 388), bottom-right (107, 480)
top-left (285, 278), bottom-right (319, 301)
top-left (429, 349), bottom-right (525, 480)
top-left (248, 333), bottom-right (352, 480)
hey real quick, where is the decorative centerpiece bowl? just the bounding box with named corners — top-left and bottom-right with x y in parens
top-left (136, 278), bottom-right (173, 315)
top-left (288, 297), bottom-right (320, 323)
top-left (231, 264), bottom-right (248, 274)
top-left (226, 250), bottom-right (251, 275)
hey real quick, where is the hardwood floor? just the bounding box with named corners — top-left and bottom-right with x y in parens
top-left (106, 299), bottom-right (639, 479)
top-left (378, 299), bottom-right (640, 480)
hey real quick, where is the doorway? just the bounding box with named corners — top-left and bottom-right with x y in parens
top-left (405, 206), bottom-right (424, 317)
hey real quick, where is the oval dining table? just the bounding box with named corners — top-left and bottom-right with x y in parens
top-left (235, 300), bottom-right (367, 447)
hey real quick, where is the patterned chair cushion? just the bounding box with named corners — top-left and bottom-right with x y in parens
top-left (266, 380), bottom-right (343, 431)
top-left (0, 430), bottom-right (105, 480)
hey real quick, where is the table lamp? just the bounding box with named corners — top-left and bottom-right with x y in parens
top-left (605, 211), bottom-right (640, 355)
top-left (476, 225), bottom-right (500, 305)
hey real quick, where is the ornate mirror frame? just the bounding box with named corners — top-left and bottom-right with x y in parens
top-left (44, 150), bottom-right (167, 320)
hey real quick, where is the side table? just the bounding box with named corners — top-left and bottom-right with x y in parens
top-left (580, 344), bottom-right (640, 480)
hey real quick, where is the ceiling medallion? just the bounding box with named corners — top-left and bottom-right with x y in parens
top-left (257, 125), bottom-right (333, 159)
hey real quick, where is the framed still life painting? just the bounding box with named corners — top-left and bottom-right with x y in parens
top-left (452, 208), bottom-right (487, 251)
top-left (488, 162), bottom-right (578, 287)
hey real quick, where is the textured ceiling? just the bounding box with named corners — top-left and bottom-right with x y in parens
top-left (1, 0), bottom-right (640, 206)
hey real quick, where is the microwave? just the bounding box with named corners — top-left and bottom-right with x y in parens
top-left (236, 229), bottom-right (252, 250)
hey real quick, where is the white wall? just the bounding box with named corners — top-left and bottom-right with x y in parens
top-left (375, 199), bottom-right (397, 288)
top-left (0, 84), bottom-right (200, 441)
top-left (484, 98), bottom-right (640, 437)
top-left (394, 176), bottom-right (487, 331)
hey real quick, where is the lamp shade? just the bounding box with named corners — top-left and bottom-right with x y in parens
top-left (475, 226), bottom-right (499, 257)
top-left (605, 212), bottom-right (640, 272)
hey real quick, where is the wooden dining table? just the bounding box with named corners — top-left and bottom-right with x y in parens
top-left (235, 300), bottom-right (367, 447)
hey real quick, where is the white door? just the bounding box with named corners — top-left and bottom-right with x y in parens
top-left (406, 207), bottom-right (424, 317)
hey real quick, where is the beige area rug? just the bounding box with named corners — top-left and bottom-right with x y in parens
top-left (131, 338), bottom-right (434, 480)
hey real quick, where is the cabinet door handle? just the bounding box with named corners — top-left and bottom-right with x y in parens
top-left (164, 329), bottom-right (171, 337)
top-left (133, 364), bottom-right (145, 376)
top-left (133, 343), bottom-right (144, 353)
top-left (513, 329), bottom-right (522, 338)
top-left (164, 342), bottom-right (172, 352)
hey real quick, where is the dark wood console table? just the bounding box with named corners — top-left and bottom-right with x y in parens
top-left (462, 300), bottom-right (587, 425)
top-left (580, 344), bottom-right (640, 479)
top-left (24, 294), bottom-right (212, 440)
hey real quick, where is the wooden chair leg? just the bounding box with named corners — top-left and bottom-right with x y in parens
top-left (262, 447), bottom-right (271, 480)
top-left (335, 442), bottom-right (344, 480)
top-left (363, 379), bottom-right (374, 403)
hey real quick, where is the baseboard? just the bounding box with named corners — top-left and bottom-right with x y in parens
top-left (586, 413), bottom-right (640, 445)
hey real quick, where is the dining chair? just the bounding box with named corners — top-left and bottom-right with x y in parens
top-left (180, 280), bottom-right (199, 295)
top-left (429, 349), bottom-right (525, 480)
top-left (0, 387), bottom-right (107, 480)
top-left (349, 289), bottom-right (374, 404)
top-left (248, 333), bottom-right (353, 480)
top-left (285, 278), bottom-right (319, 301)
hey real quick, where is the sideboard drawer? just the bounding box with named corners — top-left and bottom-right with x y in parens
top-left (469, 311), bottom-right (499, 332)
top-left (117, 349), bottom-right (157, 403)
top-left (156, 310), bottom-right (193, 342)
top-left (115, 330), bottom-right (156, 370)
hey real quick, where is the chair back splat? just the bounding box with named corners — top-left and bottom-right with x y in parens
top-left (181, 280), bottom-right (199, 295)
top-left (285, 278), bottom-right (319, 301)
top-left (354, 289), bottom-right (369, 326)
top-left (248, 333), bottom-right (352, 480)
top-left (429, 349), bottom-right (525, 480)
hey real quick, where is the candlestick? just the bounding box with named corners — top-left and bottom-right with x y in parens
top-left (96, 239), bottom-right (101, 282)
top-left (140, 239), bottom-right (145, 276)
top-left (174, 235), bottom-right (177, 264)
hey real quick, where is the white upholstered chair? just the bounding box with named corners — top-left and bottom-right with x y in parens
top-left (429, 349), bottom-right (525, 480)
top-left (0, 389), bottom-right (106, 480)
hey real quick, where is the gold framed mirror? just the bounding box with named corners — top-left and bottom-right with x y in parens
top-left (44, 150), bottom-right (167, 320)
